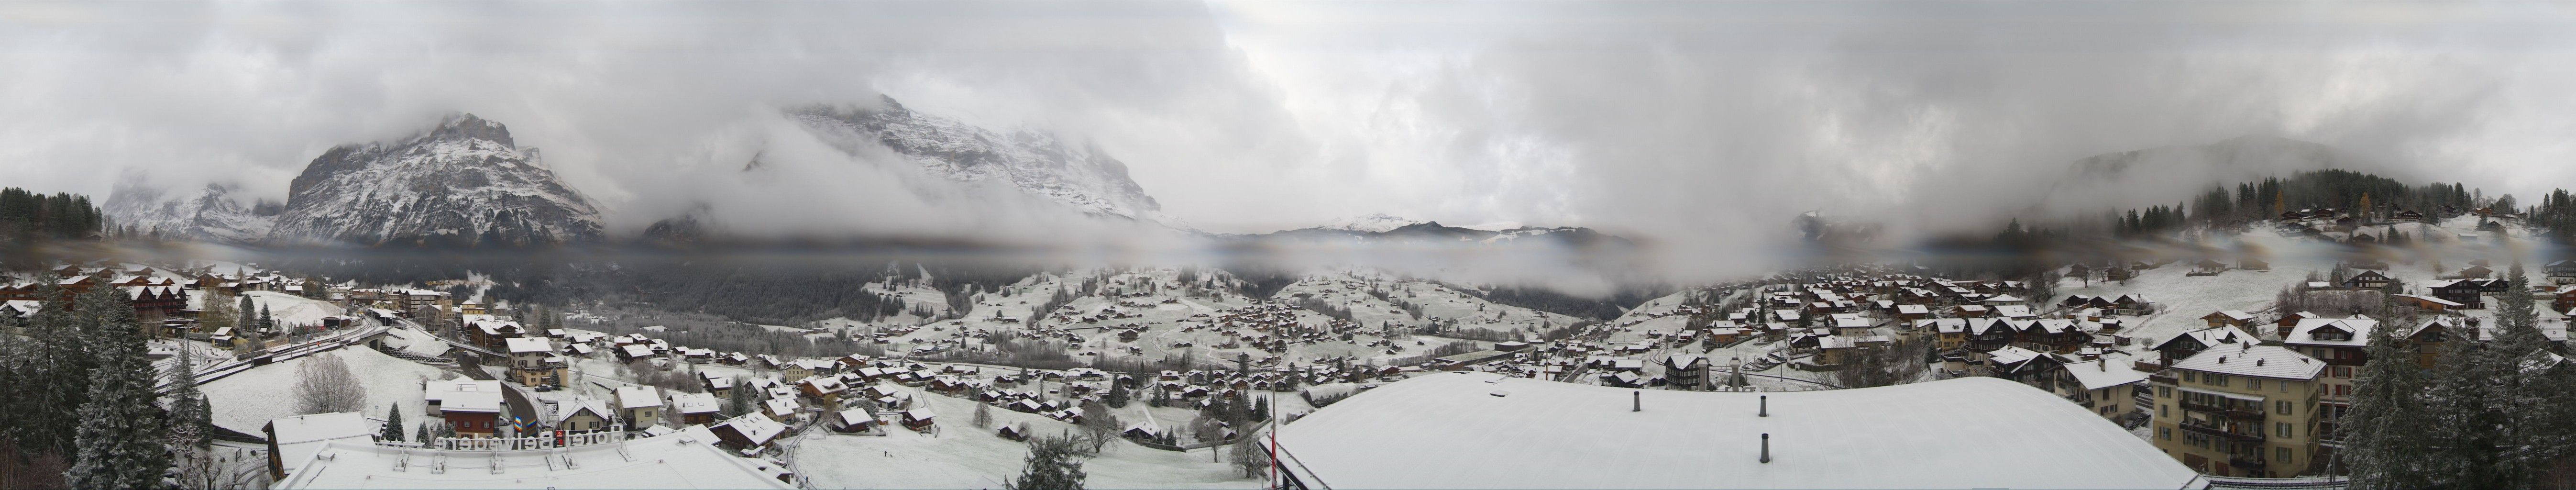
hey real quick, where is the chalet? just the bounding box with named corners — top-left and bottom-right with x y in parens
top-left (709, 414), bottom-right (789, 454)
top-left (427, 381), bottom-right (505, 437)
top-left (2049, 355), bottom-right (2150, 421)
top-left (506, 337), bottom-right (565, 387)
top-left (2458, 265), bottom-right (2495, 279)
top-left (2193, 259), bottom-right (2228, 274)
top-left (1952, 304), bottom-right (1991, 318)
top-left (2555, 285), bottom-right (2576, 313)
top-left (1661, 354), bottom-right (1708, 389)
top-left (670, 392), bottom-right (722, 426)
top-left (615, 386), bottom-right (664, 430)
top-left (555, 400), bottom-right (614, 433)
top-left (2200, 311), bottom-right (2256, 329)
top-left (1914, 318), bottom-right (1969, 351)
top-left (2151, 325), bottom-right (2257, 367)
top-left (2344, 270), bottom-right (2391, 290)
top-left (2428, 279), bottom-right (2487, 309)
top-left (900, 409), bottom-right (937, 432)
top-left (1964, 318), bottom-right (2015, 353)
top-left (828, 408), bottom-right (879, 434)
top-left (2551, 260), bottom-right (2576, 284)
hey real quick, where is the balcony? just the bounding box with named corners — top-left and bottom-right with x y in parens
top-left (2149, 372), bottom-right (2178, 385)
top-left (2230, 455), bottom-right (2268, 469)
top-left (2178, 418), bottom-right (2266, 443)
top-left (2180, 400), bottom-right (2267, 420)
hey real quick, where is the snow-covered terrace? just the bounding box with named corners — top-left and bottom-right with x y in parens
top-left (1273, 373), bottom-right (2198, 489)
top-left (272, 426), bottom-right (792, 489)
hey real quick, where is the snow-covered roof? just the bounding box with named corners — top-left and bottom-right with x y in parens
top-left (1274, 373), bottom-right (2196, 489)
top-left (274, 426), bottom-right (793, 489)
top-left (715, 414), bottom-right (788, 446)
top-left (2285, 316), bottom-right (2380, 348)
top-left (2059, 354), bottom-right (2152, 390)
top-left (556, 399), bottom-right (611, 422)
top-left (671, 392), bottom-right (720, 415)
top-left (2169, 344), bottom-right (2323, 380)
top-left (504, 336), bottom-right (551, 354)
top-left (615, 386), bottom-right (663, 409)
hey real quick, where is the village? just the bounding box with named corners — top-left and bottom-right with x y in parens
top-left (6, 198), bottom-right (2572, 489)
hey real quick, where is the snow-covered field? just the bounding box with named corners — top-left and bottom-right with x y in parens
top-left (239, 290), bottom-right (348, 328)
top-left (202, 347), bottom-right (458, 435)
top-left (797, 382), bottom-right (1255, 490)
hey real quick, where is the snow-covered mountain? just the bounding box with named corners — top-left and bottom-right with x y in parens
top-left (1318, 213), bottom-right (1424, 233)
top-left (102, 181), bottom-right (274, 242)
top-left (786, 96), bottom-right (1169, 224)
top-left (268, 114), bottom-right (604, 246)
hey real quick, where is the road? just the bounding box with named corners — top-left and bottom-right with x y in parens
top-left (455, 356), bottom-right (543, 434)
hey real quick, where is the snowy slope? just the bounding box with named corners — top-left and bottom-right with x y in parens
top-left (788, 96), bottom-right (1170, 224)
top-left (102, 181), bottom-right (273, 242)
top-left (268, 114), bottom-right (604, 246)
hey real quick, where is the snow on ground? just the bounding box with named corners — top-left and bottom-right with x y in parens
top-left (240, 290), bottom-right (346, 328)
top-left (797, 382), bottom-right (1255, 490)
top-left (383, 325), bottom-right (451, 356)
top-left (202, 347), bottom-right (458, 435)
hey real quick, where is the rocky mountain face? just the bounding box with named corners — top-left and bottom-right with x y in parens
top-left (786, 96), bottom-right (1168, 224)
top-left (102, 181), bottom-right (275, 242)
top-left (268, 114), bottom-right (603, 247)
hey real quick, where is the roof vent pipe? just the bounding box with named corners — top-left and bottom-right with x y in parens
top-left (1632, 391), bottom-right (1641, 412)
top-left (1759, 395), bottom-right (1769, 417)
top-left (1760, 434), bottom-right (1772, 464)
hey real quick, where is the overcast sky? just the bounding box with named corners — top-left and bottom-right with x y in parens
top-left (7, 1), bottom-right (2576, 278)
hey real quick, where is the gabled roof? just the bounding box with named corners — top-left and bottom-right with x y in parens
top-left (2169, 344), bottom-right (2322, 380)
top-left (2059, 354), bottom-right (2152, 390)
top-left (2154, 326), bottom-right (2257, 352)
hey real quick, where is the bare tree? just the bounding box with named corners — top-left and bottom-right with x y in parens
top-left (1192, 415), bottom-right (1225, 462)
top-left (172, 447), bottom-right (267, 490)
top-left (973, 401), bottom-right (994, 429)
top-left (1078, 400), bottom-right (1121, 454)
top-left (1230, 428), bottom-right (1269, 478)
top-left (293, 353), bottom-right (366, 414)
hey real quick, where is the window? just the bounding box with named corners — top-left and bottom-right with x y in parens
top-left (2278, 447), bottom-right (2292, 464)
top-left (2160, 427), bottom-right (2173, 440)
top-left (2185, 372), bottom-right (2197, 382)
top-left (2277, 423), bottom-right (2292, 438)
top-left (2249, 379), bottom-right (2263, 390)
top-left (2160, 386), bottom-right (2173, 398)
top-left (2278, 401), bottom-right (2292, 414)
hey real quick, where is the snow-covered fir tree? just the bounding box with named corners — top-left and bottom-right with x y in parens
top-left (2335, 329), bottom-right (2432, 488)
top-left (65, 284), bottom-right (172, 488)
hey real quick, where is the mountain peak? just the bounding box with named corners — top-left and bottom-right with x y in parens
top-left (419, 112), bottom-right (516, 148)
top-left (269, 114), bottom-right (600, 247)
top-left (786, 95), bottom-right (1167, 221)
top-left (1320, 213), bottom-right (1423, 233)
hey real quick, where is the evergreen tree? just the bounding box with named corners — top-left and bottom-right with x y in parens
top-left (382, 406), bottom-right (407, 443)
top-left (1104, 380), bottom-right (1130, 408)
top-left (235, 295), bottom-right (254, 333)
top-left (22, 274), bottom-right (90, 458)
top-left (167, 351), bottom-right (213, 449)
top-left (2424, 324), bottom-right (2507, 488)
top-left (2336, 330), bottom-right (2433, 488)
top-left (65, 285), bottom-right (171, 488)
top-left (258, 305), bottom-right (275, 334)
top-left (1007, 432), bottom-right (1088, 490)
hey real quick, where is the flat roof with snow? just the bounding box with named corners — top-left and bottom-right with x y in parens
top-left (1274, 373), bottom-right (2196, 490)
top-left (273, 426), bottom-right (792, 489)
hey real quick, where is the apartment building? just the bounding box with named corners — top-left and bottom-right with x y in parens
top-left (2148, 343), bottom-right (2323, 478)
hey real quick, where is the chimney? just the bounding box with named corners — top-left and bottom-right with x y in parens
top-left (2257, 359), bottom-right (2266, 367)
top-left (1759, 395), bottom-right (1769, 417)
top-left (1760, 434), bottom-right (1772, 464)
top-left (1633, 391), bottom-right (1641, 412)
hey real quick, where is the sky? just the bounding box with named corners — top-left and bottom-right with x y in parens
top-left (7, 1), bottom-right (2576, 280)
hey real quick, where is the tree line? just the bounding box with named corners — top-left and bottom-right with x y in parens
top-left (0, 274), bottom-right (198, 488)
top-left (2337, 262), bottom-right (2576, 488)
